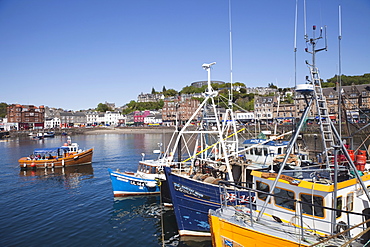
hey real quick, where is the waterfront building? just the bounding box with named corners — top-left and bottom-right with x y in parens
top-left (7, 104), bottom-right (45, 130)
top-left (322, 84), bottom-right (370, 123)
top-left (134, 110), bottom-right (151, 126)
top-left (235, 111), bottom-right (255, 123)
top-left (104, 111), bottom-right (123, 126)
top-left (144, 113), bottom-right (163, 125)
top-left (86, 111), bottom-right (100, 125)
top-left (60, 112), bottom-right (87, 128)
top-left (254, 95), bottom-right (277, 123)
top-left (44, 117), bottom-right (60, 129)
top-left (162, 96), bottom-right (200, 126)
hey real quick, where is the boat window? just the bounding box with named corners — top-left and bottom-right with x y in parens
top-left (300, 193), bottom-right (324, 218)
top-left (256, 181), bottom-right (270, 202)
top-left (255, 148), bottom-right (262, 156)
top-left (274, 187), bottom-right (295, 211)
top-left (277, 147), bottom-right (282, 155)
top-left (150, 166), bottom-right (156, 174)
top-left (336, 196), bottom-right (342, 218)
top-left (263, 148), bottom-right (268, 156)
top-left (346, 193), bottom-right (354, 212)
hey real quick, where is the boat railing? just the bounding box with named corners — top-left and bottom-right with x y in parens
top-left (169, 161), bottom-right (192, 174)
top-left (217, 180), bottom-right (370, 243)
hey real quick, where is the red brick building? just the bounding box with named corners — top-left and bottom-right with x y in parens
top-left (162, 96), bottom-right (200, 125)
top-left (7, 104), bottom-right (45, 130)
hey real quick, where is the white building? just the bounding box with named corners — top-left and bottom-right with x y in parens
top-left (103, 111), bottom-right (123, 126)
top-left (235, 111), bottom-right (255, 123)
top-left (44, 117), bottom-right (60, 129)
top-left (144, 113), bottom-right (162, 125)
top-left (86, 111), bottom-right (100, 125)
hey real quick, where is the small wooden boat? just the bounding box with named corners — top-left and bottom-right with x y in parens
top-left (19, 137), bottom-right (93, 169)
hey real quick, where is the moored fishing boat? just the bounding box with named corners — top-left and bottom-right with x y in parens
top-left (164, 62), bottom-right (257, 237)
top-left (19, 136), bottom-right (93, 169)
top-left (209, 178), bottom-right (370, 247)
top-left (108, 142), bottom-right (188, 201)
top-left (108, 156), bottom-right (166, 197)
top-left (208, 23), bottom-right (370, 246)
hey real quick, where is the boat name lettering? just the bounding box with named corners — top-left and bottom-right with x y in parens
top-left (130, 180), bottom-right (146, 187)
top-left (223, 192), bottom-right (255, 204)
top-left (173, 182), bottom-right (205, 198)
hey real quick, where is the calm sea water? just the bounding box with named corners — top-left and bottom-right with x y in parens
top-left (0, 133), bottom-right (211, 247)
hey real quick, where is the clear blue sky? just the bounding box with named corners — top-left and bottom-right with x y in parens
top-left (0, 0), bottom-right (369, 111)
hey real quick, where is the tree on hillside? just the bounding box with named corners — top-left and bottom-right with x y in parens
top-left (121, 100), bottom-right (164, 115)
top-left (163, 89), bottom-right (178, 97)
top-left (324, 73), bottom-right (370, 87)
top-left (151, 87), bottom-right (156, 94)
top-left (0, 102), bottom-right (7, 118)
top-left (268, 83), bottom-right (278, 89)
top-left (96, 103), bottom-right (112, 112)
top-left (162, 86), bottom-right (167, 92)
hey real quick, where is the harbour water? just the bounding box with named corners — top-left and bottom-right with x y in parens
top-left (0, 133), bottom-right (211, 247)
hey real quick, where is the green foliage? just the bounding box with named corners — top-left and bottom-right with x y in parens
top-left (268, 83), bottom-right (278, 89)
top-left (323, 73), bottom-right (370, 87)
top-left (151, 87), bottom-right (156, 94)
top-left (0, 102), bottom-right (7, 118)
top-left (180, 85), bottom-right (205, 94)
top-left (122, 100), bottom-right (164, 115)
top-left (282, 94), bottom-right (294, 104)
top-left (96, 103), bottom-right (112, 112)
top-left (163, 89), bottom-right (178, 97)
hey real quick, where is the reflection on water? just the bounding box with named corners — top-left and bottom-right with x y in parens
top-left (1, 133), bottom-right (213, 246)
top-left (19, 164), bottom-right (94, 189)
top-left (110, 196), bottom-right (211, 247)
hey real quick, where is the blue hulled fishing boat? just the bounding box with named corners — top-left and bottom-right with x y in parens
top-left (164, 63), bottom-right (260, 236)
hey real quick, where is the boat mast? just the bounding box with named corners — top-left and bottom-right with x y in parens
top-left (223, 0), bottom-right (239, 154)
top-left (338, 5), bottom-right (342, 137)
top-left (203, 63), bottom-right (234, 182)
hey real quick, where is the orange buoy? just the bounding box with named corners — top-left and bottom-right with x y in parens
top-left (355, 150), bottom-right (367, 171)
top-left (347, 150), bottom-right (355, 161)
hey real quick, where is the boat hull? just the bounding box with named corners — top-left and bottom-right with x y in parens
top-left (108, 168), bottom-right (161, 197)
top-left (19, 148), bottom-right (94, 169)
top-left (209, 213), bottom-right (309, 247)
top-left (165, 167), bottom-right (254, 236)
